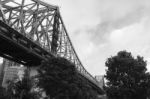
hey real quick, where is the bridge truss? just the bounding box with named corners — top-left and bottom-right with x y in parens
top-left (0, 0), bottom-right (103, 93)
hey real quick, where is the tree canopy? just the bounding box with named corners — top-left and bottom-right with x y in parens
top-left (37, 57), bottom-right (98, 99)
top-left (105, 50), bottom-right (150, 99)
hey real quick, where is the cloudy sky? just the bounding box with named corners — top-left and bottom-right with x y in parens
top-left (43, 0), bottom-right (150, 76)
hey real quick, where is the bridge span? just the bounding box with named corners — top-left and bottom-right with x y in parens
top-left (0, 0), bottom-right (104, 94)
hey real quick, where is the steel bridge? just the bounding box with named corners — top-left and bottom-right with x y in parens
top-left (0, 0), bottom-right (104, 94)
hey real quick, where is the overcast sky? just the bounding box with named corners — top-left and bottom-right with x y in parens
top-left (44, 0), bottom-right (150, 76)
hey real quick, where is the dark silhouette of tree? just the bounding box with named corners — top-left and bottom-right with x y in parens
top-left (0, 86), bottom-right (8, 99)
top-left (105, 50), bottom-right (150, 99)
top-left (37, 57), bottom-right (98, 99)
top-left (37, 57), bottom-right (77, 99)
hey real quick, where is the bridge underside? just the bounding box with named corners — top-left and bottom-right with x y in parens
top-left (0, 20), bottom-right (52, 66)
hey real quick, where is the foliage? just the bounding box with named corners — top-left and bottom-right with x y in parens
top-left (105, 50), bottom-right (150, 99)
top-left (37, 57), bottom-right (98, 99)
top-left (0, 86), bottom-right (8, 99)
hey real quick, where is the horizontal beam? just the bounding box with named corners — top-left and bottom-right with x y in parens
top-left (31, 0), bottom-right (58, 10)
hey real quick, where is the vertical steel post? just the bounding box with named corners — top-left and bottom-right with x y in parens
top-left (0, 0), bottom-right (6, 23)
top-left (51, 9), bottom-right (59, 55)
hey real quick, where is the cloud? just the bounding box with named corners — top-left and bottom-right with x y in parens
top-left (89, 0), bottom-right (150, 44)
top-left (109, 17), bottom-right (150, 51)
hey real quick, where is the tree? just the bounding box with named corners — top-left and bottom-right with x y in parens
top-left (37, 57), bottom-right (77, 99)
top-left (37, 57), bottom-right (98, 99)
top-left (105, 50), bottom-right (150, 99)
top-left (0, 86), bottom-right (8, 99)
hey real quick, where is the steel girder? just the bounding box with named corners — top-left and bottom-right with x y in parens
top-left (0, 0), bottom-right (102, 91)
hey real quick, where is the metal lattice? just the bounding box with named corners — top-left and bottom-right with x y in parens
top-left (0, 0), bottom-right (100, 89)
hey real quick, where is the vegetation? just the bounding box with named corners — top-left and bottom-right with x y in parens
top-left (105, 50), bottom-right (150, 99)
top-left (0, 86), bottom-right (8, 99)
top-left (0, 57), bottom-right (100, 99)
top-left (37, 57), bottom-right (99, 99)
